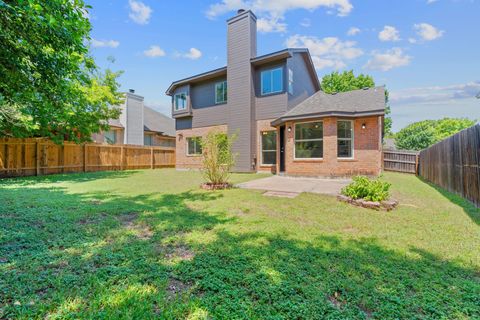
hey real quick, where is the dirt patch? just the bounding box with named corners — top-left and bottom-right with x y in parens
top-left (358, 303), bottom-right (373, 319)
top-left (328, 291), bottom-right (346, 309)
top-left (165, 244), bottom-right (195, 261)
top-left (78, 213), bottom-right (107, 225)
top-left (166, 278), bottom-right (191, 299)
top-left (118, 213), bottom-right (154, 240)
top-left (200, 183), bottom-right (232, 190)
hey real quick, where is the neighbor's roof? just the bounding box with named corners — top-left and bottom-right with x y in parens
top-left (165, 48), bottom-right (319, 95)
top-left (108, 118), bottom-right (123, 128)
top-left (271, 86), bottom-right (386, 126)
top-left (143, 106), bottom-right (176, 137)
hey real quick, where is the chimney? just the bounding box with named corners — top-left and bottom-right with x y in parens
top-left (129, 89), bottom-right (135, 93)
top-left (226, 10), bottom-right (257, 172)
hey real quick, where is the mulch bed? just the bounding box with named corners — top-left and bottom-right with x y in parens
top-left (200, 183), bottom-right (232, 190)
top-left (337, 194), bottom-right (398, 211)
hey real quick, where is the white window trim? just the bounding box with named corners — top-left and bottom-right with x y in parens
top-left (260, 130), bottom-right (277, 166)
top-left (337, 119), bottom-right (355, 159)
top-left (288, 68), bottom-right (293, 95)
top-left (186, 137), bottom-right (202, 156)
top-left (294, 120), bottom-right (324, 160)
top-left (261, 67), bottom-right (283, 96)
top-left (215, 81), bottom-right (227, 104)
top-left (174, 92), bottom-right (187, 111)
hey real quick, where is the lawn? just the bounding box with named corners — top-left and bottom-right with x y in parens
top-left (0, 169), bottom-right (479, 319)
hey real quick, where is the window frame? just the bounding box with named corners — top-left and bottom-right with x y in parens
top-left (294, 120), bottom-right (324, 160)
top-left (104, 130), bottom-right (117, 145)
top-left (174, 92), bottom-right (188, 111)
top-left (288, 68), bottom-right (293, 95)
top-left (337, 119), bottom-right (354, 159)
top-left (144, 134), bottom-right (153, 146)
top-left (186, 137), bottom-right (202, 156)
top-left (260, 130), bottom-right (277, 166)
top-left (215, 81), bottom-right (227, 104)
top-left (260, 67), bottom-right (284, 96)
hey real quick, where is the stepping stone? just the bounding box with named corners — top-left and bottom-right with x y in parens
top-left (263, 191), bottom-right (299, 198)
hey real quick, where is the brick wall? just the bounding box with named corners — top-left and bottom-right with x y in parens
top-left (282, 116), bottom-right (382, 177)
top-left (176, 125), bottom-right (227, 169)
top-left (256, 119), bottom-right (277, 173)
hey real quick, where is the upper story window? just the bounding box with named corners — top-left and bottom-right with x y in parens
top-left (261, 67), bottom-right (283, 95)
top-left (294, 121), bottom-right (323, 159)
top-left (174, 93), bottom-right (187, 111)
top-left (288, 68), bottom-right (293, 95)
top-left (215, 81), bottom-right (227, 104)
top-left (337, 120), bottom-right (354, 158)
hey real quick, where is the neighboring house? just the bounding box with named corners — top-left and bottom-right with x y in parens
top-left (383, 138), bottom-right (397, 150)
top-left (166, 9), bottom-right (385, 176)
top-left (92, 90), bottom-right (175, 147)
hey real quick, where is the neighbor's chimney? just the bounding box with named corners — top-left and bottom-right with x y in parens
top-left (129, 89), bottom-right (135, 93)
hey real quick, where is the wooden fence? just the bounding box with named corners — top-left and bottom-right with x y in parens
top-left (383, 150), bottom-right (419, 174)
top-left (418, 124), bottom-right (480, 207)
top-left (0, 138), bottom-right (175, 178)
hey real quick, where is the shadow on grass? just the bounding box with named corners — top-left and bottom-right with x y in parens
top-left (0, 179), bottom-right (479, 319)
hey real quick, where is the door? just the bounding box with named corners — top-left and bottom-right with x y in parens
top-left (279, 126), bottom-right (286, 172)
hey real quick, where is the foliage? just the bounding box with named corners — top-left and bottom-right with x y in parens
top-left (321, 70), bottom-right (393, 136)
top-left (0, 0), bottom-right (123, 143)
top-left (0, 170), bottom-right (478, 319)
top-left (201, 131), bottom-right (237, 185)
top-left (342, 176), bottom-right (391, 201)
top-left (395, 118), bottom-right (476, 150)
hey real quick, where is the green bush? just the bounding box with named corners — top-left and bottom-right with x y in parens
top-left (342, 176), bottom-right (391, 202)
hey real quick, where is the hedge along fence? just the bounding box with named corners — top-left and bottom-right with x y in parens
top-left (0, 138), bottom-right (175, 178)
top-left (418, 124), bottom-right (480, 207)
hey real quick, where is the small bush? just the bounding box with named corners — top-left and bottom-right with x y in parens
top-left (201, 130), bottom-right (237, 186)
top-left (342, 176), bottom-right (391, 202)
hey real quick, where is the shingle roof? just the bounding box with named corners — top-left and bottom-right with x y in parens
top-left (271, 86), bottom-right (386, 126)
top-left (143, 106), bottom-right (175, 137)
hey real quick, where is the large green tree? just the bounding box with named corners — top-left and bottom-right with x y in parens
top-left (320, 70), bottom-right (392, 135)
top-left (395, 118), bottom-right (476, 151)
top-left (0, 0), bottom-right (123, 143)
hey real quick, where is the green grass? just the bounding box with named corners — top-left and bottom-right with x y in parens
top-left (1, 169), bottom-right (479, 319)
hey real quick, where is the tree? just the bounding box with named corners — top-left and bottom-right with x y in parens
top-left (0, 0), bottom-right (123, 143)
top-left (321, 71), bottom-right (392, 136)
top-left (395, 118), bottom-right (476, 151)
top-left (201, 131), bottom-right (237, 188)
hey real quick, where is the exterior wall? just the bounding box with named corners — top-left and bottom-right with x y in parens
top-left (191, 76), bottom-right (227, 109)
top-left (256, 119), bottom-right (277, 173)
top-left (287, 53), bottom-right (318, 110)
top-left (282, 116), bottom-right (382, 177)
top-left (176, 124), bottom-right (227, 169)
top-left (144, 132), bottom-right (176, 147)
top-left (124, 93), bottom-right (144, 145)
top-left (255, 93), bottom-right (288, 120)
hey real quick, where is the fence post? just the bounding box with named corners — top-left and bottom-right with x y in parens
top-left (415, 154), bottom-right (419, 175)
top-left (120, 146), bottom-right (124, 170)
top-left (36, 140), bottom-right (40, 176)
top-left (83, 144), bottom-right (87, 173)
top-left (150, 147), bottom-right (154, 169)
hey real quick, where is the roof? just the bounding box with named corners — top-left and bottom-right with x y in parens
top-left (108, 118), bottom-right (123, 128)
top-left (271, 86), bottom-right (386, 126)
top-left (165, 48), bottom-right (320, 95)
top-left (143, 106), bottom-right (176, 137)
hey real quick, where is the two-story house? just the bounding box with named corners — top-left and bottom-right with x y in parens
top-left (166, 9), bottom-right (385, 177)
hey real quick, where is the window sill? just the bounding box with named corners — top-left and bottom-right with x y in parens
top-left (337, 158), bottom-right (357, 162)
top-left (259, 164), bottom-right (276, 167)
top-left (258, 91), bottom-right (285, 98)
top-left (186, 154), bottom-right (202, 157)
top-left (293, 158), bottom-right (324, 162)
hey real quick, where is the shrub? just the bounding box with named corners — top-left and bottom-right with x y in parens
top-left (342, 176), bottom-right (391, 202)
top-left (201, 130), bottom-right (237, 186)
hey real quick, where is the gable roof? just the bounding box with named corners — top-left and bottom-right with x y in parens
top-left (143, 106), bottom-right (175, 137)
top-left (271, 86), bottom-right (386, 126)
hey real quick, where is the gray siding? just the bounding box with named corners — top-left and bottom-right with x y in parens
top-left (287, 53), bottom-right (318, 110)
top-left (191, 76), bottom-right (227, 109)
top-left (192, 104), bottom-right (228, 127)
top-left (124, 93), bottom-right (144, 145)
top-left (253, 61), bottom-right (287, 96)
top-left (255, 93), bottom-right (288, 120)
top-left (176, 117), bottom-right (193, 130)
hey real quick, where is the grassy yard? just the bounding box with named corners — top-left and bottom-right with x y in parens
top-left (0, 169), bottom-right (479, 319)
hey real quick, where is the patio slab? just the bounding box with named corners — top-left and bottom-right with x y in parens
top-left (237, 175), bottom-right (351, 196)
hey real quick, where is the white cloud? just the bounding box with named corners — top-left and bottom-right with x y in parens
top-left (91, 38), bottom-right (120, 48)
top-left (378, 25), bottom-right (401, 42)
top-left (390, 81), bottom-right (480, 105)
top-left (427, 0), bottom-right (438, 4)
top-left (347, 27), bottom-right (360, 36)
top-left (300, 18), bottom-right (311, 28)
top-left (364, 48), bottom-right (411, 71)
top-left (414, 23), bottom-right (444, 41)
top-left (286, 34), bottom-right (363, 70)
top-left (129, 0), bottom-right (152, 25)
top-left (206, 0), bottom-right (353, 32)
top-left (143, 45), bottom-right (166, 57)
top-left (177, 48), bottom-right (203, 60)
top-left (408, 38), bottom-right (417, 44)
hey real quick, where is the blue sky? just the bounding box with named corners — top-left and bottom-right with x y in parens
top-left (87, 0), bottom-right (480, 132)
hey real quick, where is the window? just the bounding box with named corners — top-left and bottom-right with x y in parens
top-left (174, 93), bottom-right (187, 111)
top-left (104, 130), bottom-right (116, 144)
top-left (187, 137), bottom-right (202, 155)
top-left (144, 134), bottom-right (153, 146)
top-left (288, 68), bottom-right (293, 95)
top-left (261, 67), bottom-right (283, 95)
top-left (215, 81), bottom-right (227, 104)
top-left (337, 120), bottom-right (354, 158)
top-left (261, 131), bottom-right (277, 165)
top-left (295, 121), bottom-right (323, 159)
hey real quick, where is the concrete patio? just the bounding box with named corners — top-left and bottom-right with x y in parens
top-left (236, 175), bottom-right (351, 198)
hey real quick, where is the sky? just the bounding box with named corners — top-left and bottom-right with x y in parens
top-left (87, 0), bottom-right (480, 132)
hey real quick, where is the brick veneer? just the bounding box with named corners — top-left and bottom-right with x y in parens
top-left (281, 116), bottom-right (382, 177)
top-left (176, 125), bottom-right (227, 169)
top-left (256, 119), bottom-right (277, 173)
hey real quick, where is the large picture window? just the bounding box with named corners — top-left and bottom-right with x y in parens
top-left (215, 81), bottom-right (227, 104)
top-left (261, 131), bottom-right (277, 165)
top-left (261, 67), bottom-right (283, 95)
top-left (187, 137), bottom-right (202, 155)
top-left (174, 93), bottom-right (187, 111)
top-left (295, 121), bottom-right (323, 159)
top-left (337, 120), bottom-right (354, 158)
top-left (104, 130), bottom-right (116, 144)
